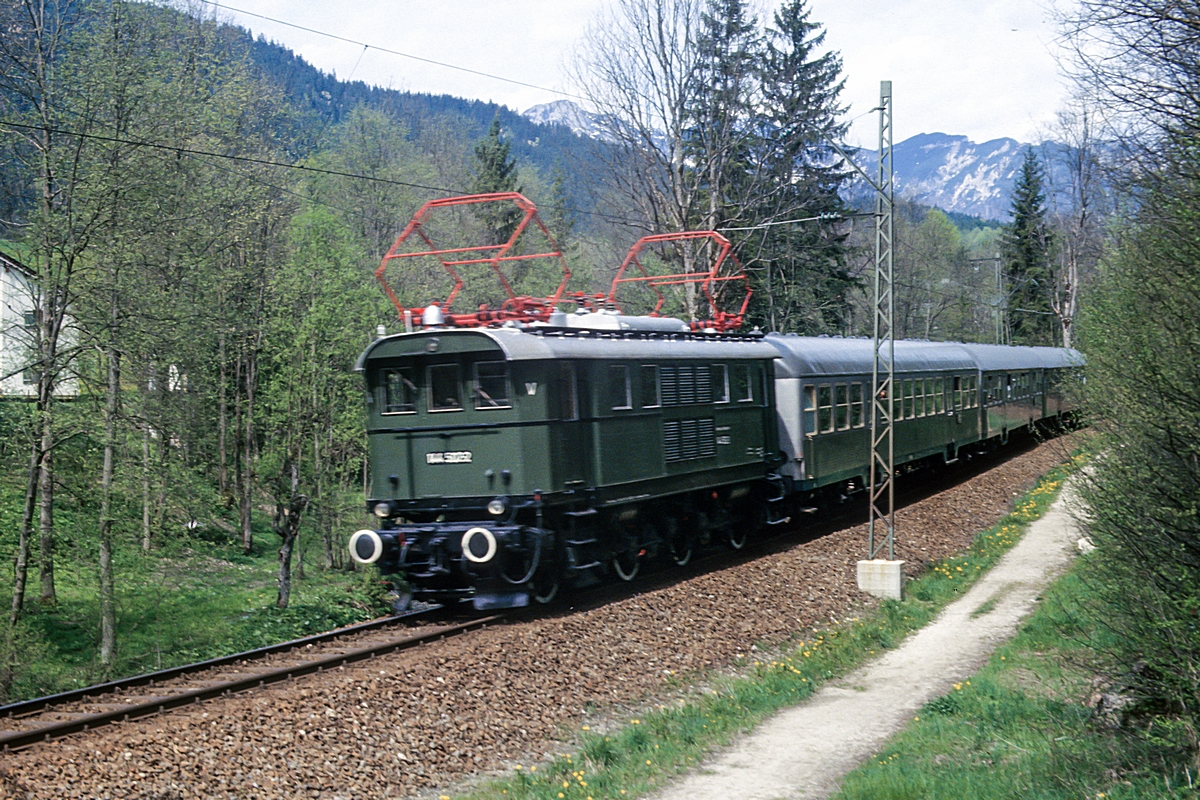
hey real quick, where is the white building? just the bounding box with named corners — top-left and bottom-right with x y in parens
top-left (0, 250), bottom-right (77, 399)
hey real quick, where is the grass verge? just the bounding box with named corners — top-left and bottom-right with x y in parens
top-left (454, 454), bottom-right (1085, 800)
top-left (834, 545), bottom-right (1198, 797)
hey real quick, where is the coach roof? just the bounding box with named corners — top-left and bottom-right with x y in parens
top-left (765, 335), bottom-right (978, 378)
top-left (952, 343), bottom-right (1085, 371)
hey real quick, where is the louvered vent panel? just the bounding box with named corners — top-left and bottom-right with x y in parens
top-left (698, 417), bottom-right (716, 458)
top-left (663, 420), bottom-right (681, 462)
top-left (680, 419), bottom-right (698, 460)
top-left (696, 368), bottom-right (711, 404)
top-left (677, 366), bottom-right (695, 405)
top-left (661, 367), bottom-right (678, 406)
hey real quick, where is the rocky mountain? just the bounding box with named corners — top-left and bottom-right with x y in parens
top-left (521, 102), bottom-right (1064, 224)
top-left (856, 133), bottom-right (1044, 222)
top-left (523, 100), bottom-right (610, 141)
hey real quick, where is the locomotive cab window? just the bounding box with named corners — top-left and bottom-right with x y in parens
top-left (610, 365), bottom-right (632, 410)
top-left (711, 364), bottom-right (730, 403)
top-left (428, 364), bottom-right (462, 412)
top-left (382, 368), bottom-right (418, 414)
top-left (803, 385), bottom-right (817, 435)
top-left (818, 384), bottom-right (834, 433)
top-left (733, 364), bottom-right (753, 403)
top-left (473, 361), bottom-right (510, 410)
top-left (639, 365), bottom-right (661, 408)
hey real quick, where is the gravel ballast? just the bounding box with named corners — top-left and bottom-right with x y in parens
top-left (0, 437), bottom-right (1074, 800)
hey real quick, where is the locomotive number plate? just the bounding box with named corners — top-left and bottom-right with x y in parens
top-left (425, 451), bottom-right (473, 465)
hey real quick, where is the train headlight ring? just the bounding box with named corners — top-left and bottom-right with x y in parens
top-left (487, 496), bottom-right (508, 516)
top-left (373, 502), bottom-right (392, 518)
top-left (349, 529), bottom-right (384, 565)
top-left (461, 527), bottom-right (498, 564)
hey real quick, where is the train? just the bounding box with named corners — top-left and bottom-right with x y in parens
top-left (346, 194), bottom-right (1083, 610)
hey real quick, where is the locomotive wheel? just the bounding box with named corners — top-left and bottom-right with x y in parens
top-left (669, 534), bottom-right (694, 566)
top-left (532, 572), bottom-right (560, 604)
top-left (611, 548), bottom-right (640, 581)
top-left (727, 525), bottom-right (748, 550)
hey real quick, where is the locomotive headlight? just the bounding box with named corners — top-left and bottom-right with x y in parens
top-left (487, 496), bottom-right (508, 516)
top-left (373, 501), bottom-right (392, 519)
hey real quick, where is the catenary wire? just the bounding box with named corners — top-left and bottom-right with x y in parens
top-left (200, 0), bottom-right (586, 101)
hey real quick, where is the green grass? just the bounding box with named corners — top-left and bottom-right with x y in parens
top-left (453, 457), bottom-right (1084, 800)
top-left (0, 486), bottom-right (392, 702)
top-left (833, 566), bottom-right (1195, 799)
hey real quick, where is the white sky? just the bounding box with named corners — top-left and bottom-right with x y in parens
top-left (204, 0), bottom-right (1071, 147)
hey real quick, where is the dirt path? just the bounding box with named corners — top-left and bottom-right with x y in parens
top-left (651, 486), bottom-right (1084, 800)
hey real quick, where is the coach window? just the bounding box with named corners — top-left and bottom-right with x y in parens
top-left (610, 365), bottom-right (632, 410)
top-left (640, 365), bottom-right (661, 408)
top-left (711, 364), bottom-right (730, 403)
top-left (472, 361), bottom-right (511, 410)
top-left (915, 379), bottom-right (926, 417)
top-left (382, 368), bottom-right (418, 414)
top-left (850, 382), bottom-right (865, 428)
top-left (925, 378), bottom-right (936, 416)
top-left (968, 376), bottom-right (978, 408)
top-left (734, 364), bottom-right (753, 403)
top-left (901, 379), bottom-right (912, 420)
top-left (934, 378), bottom-right (945, 414)
top-left (429, 364), bottom-right (462, 412)
top-left (818, 384), bottom-right (834, 433)
top-left (835, 383), bottom-right (850, 430)
top-left (803, 385), bottom-right (817, 435)
top-left (951, 376), bottom-right (962, 411)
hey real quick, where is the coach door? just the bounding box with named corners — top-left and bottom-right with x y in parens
top-left (551, 362), bottom-right (592, 489)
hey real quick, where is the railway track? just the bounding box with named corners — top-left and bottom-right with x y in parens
top-left (0, 431), bottom-right (1051, 756)
top-left (0, 607), bottom-right (504, 752)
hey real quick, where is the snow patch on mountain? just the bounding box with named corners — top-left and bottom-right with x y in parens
top-left (523, 100), bottom-right (609, 141)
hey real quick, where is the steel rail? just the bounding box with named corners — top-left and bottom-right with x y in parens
top-left (0, 611), bottom-right (503, 752)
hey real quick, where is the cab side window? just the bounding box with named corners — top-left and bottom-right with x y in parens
top-left (382, 368), bottom-right (418, 414)
top-left (640, 365), bottom-right (661, 408)
top-left (473, 361), bottom-right (511, 410)
top-left (610, 365), bottom-right (632, 410)
top-left (733, 364), bottom-right (753, 402)
top-left (711, 364), bottom-right (730, 403)
top-left (429, 364), bottom-right (462, 412)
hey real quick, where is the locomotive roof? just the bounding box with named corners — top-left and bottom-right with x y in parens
top-left (765, 335), bottom-right (977, 378)
top-left (952, 343), bottom-right (1085, 371)
top-left (357, 327), bottom-right (779, 369)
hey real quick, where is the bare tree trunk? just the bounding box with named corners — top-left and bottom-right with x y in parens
top-left (98, 342), bottom-right (119, 667)
top-left (241, 351), bottom-right (256, 555)
top-left (10, 439), bottom-right (40, 625)
top-left (141, 420), bottom-right (151, 550)
top-left (217, 330), bottom-right (228, 499)
top-left (274, 462), bottom-right (308, 609)
top-left (37, 397), bottom-right (55, 604)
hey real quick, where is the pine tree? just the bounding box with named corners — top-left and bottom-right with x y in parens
top-left (471, 114), bottom-right (521, 245)
top-left (1002, 149), bottom-right (1056, 345)
top-left (746, 0), bottom-right (853, 333)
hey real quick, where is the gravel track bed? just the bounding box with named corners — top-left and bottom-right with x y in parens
top-left (0, 438), bottom-right (1073, 800)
